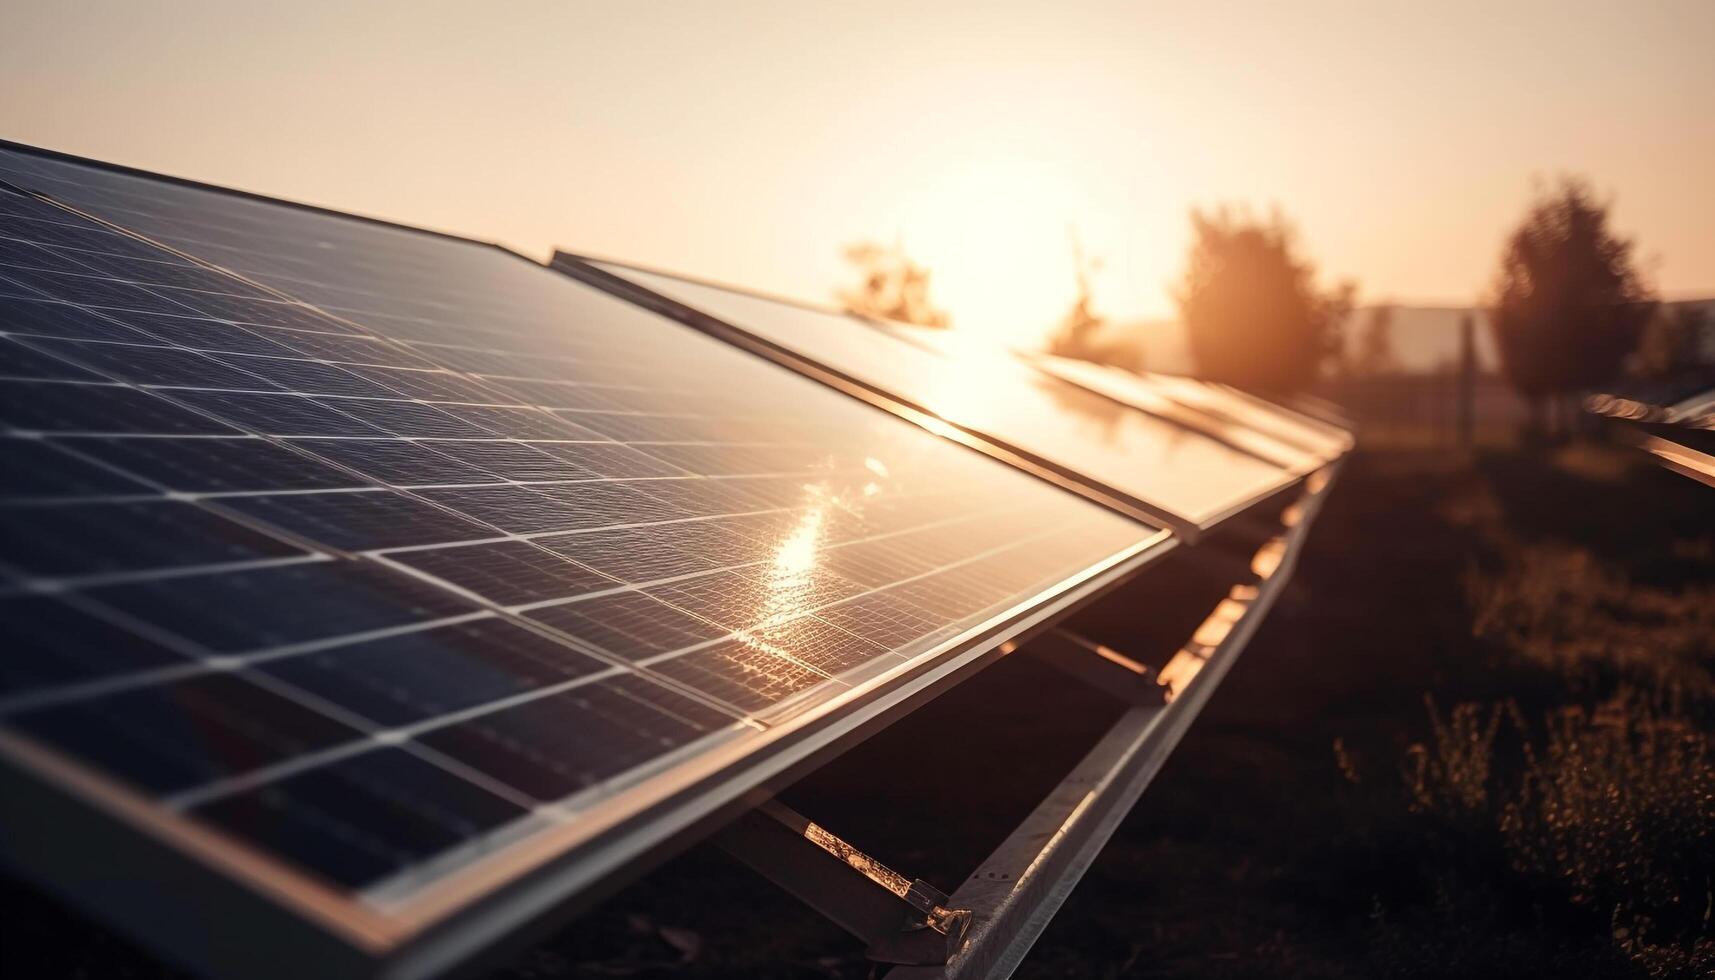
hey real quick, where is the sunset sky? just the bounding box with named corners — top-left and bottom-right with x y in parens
top-left (4, 1), bottom-right (1711, 346)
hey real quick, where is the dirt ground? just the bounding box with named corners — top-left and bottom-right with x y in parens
top-left (5, 445), bottom-right (1713, 979)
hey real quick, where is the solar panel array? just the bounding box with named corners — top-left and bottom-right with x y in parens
top-left (575, 261), bottom-right (1306, 531)
top-left (0, 148), bottom-right (1160, 908)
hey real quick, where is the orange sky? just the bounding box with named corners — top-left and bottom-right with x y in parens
top-left (4, 1), bottom-right (1711, 346)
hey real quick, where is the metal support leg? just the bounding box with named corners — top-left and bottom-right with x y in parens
top-left (715, 799), bottom-right (971, 965)
top-left (1020, 628), bottom-right (1166, 706)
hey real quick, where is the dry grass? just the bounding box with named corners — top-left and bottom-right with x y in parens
top-left (1021, 444), bottom-right (1715, 980)
top-left (1466, 544), bottom-right (1715, 705)
top-left (1356, 444), bottom-right (1715, 978)
top-left (1398, 694), bottom-right (1715, 975)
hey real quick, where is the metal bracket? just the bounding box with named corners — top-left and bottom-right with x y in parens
top-left (1020, 628), bottom-right (1167, 706)
top-left (715, 799), bottom-right (971, 965)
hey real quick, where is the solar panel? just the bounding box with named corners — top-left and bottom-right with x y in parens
top-left (560, 258), bottom-right (1305, 535)
top-left (1587, 381), bottom-right (1715, 487)
top-left (0, 144), bottom-right (1169, 975)
top-left (1669, 389), bottom-right (1715, 424)
top-left (1026, 353), bottom-right (1352, 463)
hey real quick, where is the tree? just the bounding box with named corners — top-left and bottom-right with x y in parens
top-left (1175, 207), bottom-right (1353, 393)
top-left (1045, 231), bottom-right (1143, 372)
top-left (1352, 304), bottom-right (1397, 376)
top-left (1489, 177), bottom-right (1654, 433)
top-left (837, 241), bottom-right (949, 328)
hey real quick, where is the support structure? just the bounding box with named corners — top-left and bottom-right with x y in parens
top-left (714, 800), bottom-right (971, 965)
top-left (1021, 628), bottom-right (1166, 706)
top-left (888, 464), bottom-right (1339, 980)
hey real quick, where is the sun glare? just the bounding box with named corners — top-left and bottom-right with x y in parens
top-left (890, 158), bottom-right (1106, 347)
top-left (770, 507), bottom-right (825, 588)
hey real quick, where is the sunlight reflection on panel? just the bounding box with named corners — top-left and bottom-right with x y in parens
top-left (1143, 373), bottom-right (1352, 460)
top-left (587, 262), bottom-right (1296, 528)
top-left (1028, 354), bottom-right (1319, 470)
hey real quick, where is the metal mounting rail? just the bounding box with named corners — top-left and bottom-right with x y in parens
top-left (1631, 431), bottom-right (1715, 488)
top-left (716, 800), bottom-right (971, 965)
top-left (887, 461), bottom-right (1341, 980)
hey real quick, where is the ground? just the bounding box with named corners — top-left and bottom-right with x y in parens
top-left (4, 445), bottom-right (1713, 978)
top-left (1021, 447), bottom-right (1714, 980)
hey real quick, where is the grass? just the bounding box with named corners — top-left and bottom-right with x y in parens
top-left (1383, 444), bottom-right (1715, 977)
top-left (1021, 443), bottom-right (1715, 979)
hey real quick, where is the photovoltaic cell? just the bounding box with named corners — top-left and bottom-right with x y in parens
top-left (0, 436), bottom-right (150, 499)
top-left (215, 488), bottom-right (495, 551)
top-left (168, 389), bottom-right (383, 436)
top-left (257, 618), bottom-right (610, 728)
top-left (213, 353), bottom-right (399, 396)
top-left (59, 435), bottom-right (366, 492)
top-left (414, 675), bottom-right (736, 804)
top-left (0, 595), bottom-right (186, 696)
top-left (287, 437), bottom-right (494, 486)
top-left (0, 335), bottom-right (105, 380)
top-left (83, 560), bottom-right (480, 653)
top-left (648, 637), bottom-right (834, 714)
top-left (0, 499), bottom-right (302, 577)
top-left (0, 378), bottom-right (239, 433)
top-left (385, 539), bottom-right (621, 606)
top-left (534, 524), bottom-right (729, 585)
top-left (22, 336), bottom-right (279, 389)
top-left (0, 294), bottom-right (149, 341)
top-left (0, 147), bottom-right (1159, 925)
top-left (100, 310), bottom-right (302, 355)
top-left (9, 670), bottom-right (365, 795)
top-left (524, 591), bottom-right (730, 661)
top-left (191, 748), bottom-right (530, 891)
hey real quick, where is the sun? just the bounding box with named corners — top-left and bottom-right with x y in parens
top-left (888, 157), bottom-right (1100, 348)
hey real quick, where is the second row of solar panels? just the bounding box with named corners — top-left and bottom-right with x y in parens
top-left (558, 257), bottom-right (1331, 536)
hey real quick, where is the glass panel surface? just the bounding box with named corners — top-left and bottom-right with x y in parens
top-left (0, 148), bottom-right (1159, 903)
top-left (1029, 353), bottom-right (1321, 470)
top-left (1136, 370), bottom-right (1353, 459)
top-left (593, 262), bottom-right (1298, 528)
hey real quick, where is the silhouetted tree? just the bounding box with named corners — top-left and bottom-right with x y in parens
top-left (1352, 304), bottom-right (1397, 376)
top-left (1489, 178), bottom-right (1654, 436)
top-left (1631, 304), bottom-right (1708, 378)
top-left (1175, 207), bottom-right (1354, 393)
top-left (1045, 231), bottom-right (1143, 372)
top-left (838, 241), bottom-right (949, 328)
